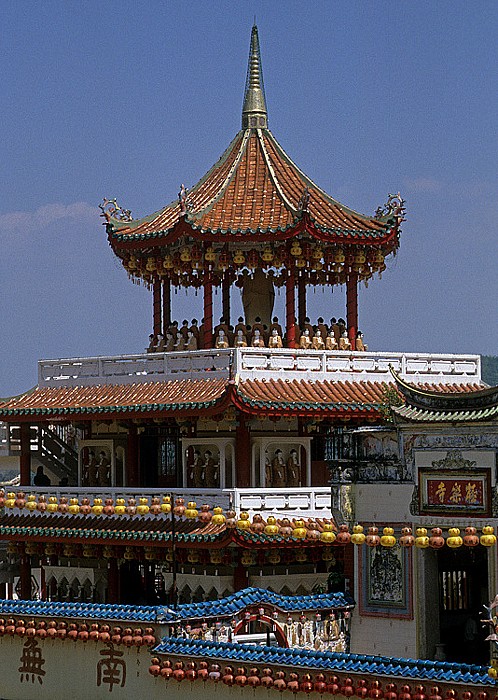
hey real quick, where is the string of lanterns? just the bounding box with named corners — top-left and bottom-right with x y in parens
top-left (0, 619), bottom-right (156, 646)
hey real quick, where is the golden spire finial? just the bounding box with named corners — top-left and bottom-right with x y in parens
top-left (242, 24), bottom-right (267, 129)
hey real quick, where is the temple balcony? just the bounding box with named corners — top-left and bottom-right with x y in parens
top-left (37, 347), bottom-right (481, 388)
top-left (2, 485), bottom-right (333, 519)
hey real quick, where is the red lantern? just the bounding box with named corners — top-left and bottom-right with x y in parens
top-left (463, 527), bottom-right (479, 547)
top-left (385, 683), bottom-right (398, 700)
top-left (100, 625), bottom-right (110, 643)
top-left (173, 662), bottom-right (185, 682)
top-left (121, 628), bottom-right (134, 646)
top-left (327, 674), bottom-right (340, 695)
top-left (429, 687), bottom-right (442, 700)
top-left (149, 659), bottom-right (161, 677)
top-left (462, 693), bottom-right (473, 700)
top-left (288, 673), bottom-right (300, 694)
top-left (68, 624), bottom-right (79, 642)
top-left (261, 668), bottom-right (274, 688)
top-left (336, 524), bottom-right (351, 545)
top-left (36, 621), bottom-right (47, 639)
top-left (89, 624), bottom-right (100, 642)
top-left (222, 666), bottom-right (234, 686)
top-left (161, 661), bottom-right (173, 679)
top-left (400, 527), bottom-right (415, 547)
top-left (25, 621), bottom-right (36, 638)
top-left (197, 661), bottom-right (209, 682)
top-left (429, 528), bottom-right (445, 549)
top-left (315, 673), bottom-right (327, 694)
top-left (366, 527), bottom-right (380, 547)
top-left (445, 691), bottom-right (457, 700)
top-left (235, 667), bottom-right (247, 686)
top-left (414, 685), bottom-right (427, 700)
top-left (341, 677), bottom-right (355, 697)
top-left (143, 627), bottom-right (156, 646)
top-left (356, 680), bottom-right (369, 698)
top-left (111, 626), bottom-right (122, 645)
top-left (274, 671), bottom-right (287, 692)
top-left (300, 673), bottom-right (313, 694)
top-left (399, 685), bottom-right (412, 700)
top-left (133, 628), bottom-right (143, 646)
top-left (46, 621), bottom-right (57, 639)
top-left (78, 623), bottom-right (89, 642)
top-left (209, 664), bottom-right (221, 682)
top-left (185, 661), bottom-right (197, 681)
top-left (15, 620), bottom-right (26, 637)
top-left (370, 680), bottom-right (383, 699)
top-left (247, 668), bottom-right (261, 687)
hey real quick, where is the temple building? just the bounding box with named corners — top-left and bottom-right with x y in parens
top-left (0, 24), bottom-right (497, 700)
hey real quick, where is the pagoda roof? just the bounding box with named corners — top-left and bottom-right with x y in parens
top-left (391, 369), bottom-right (498, 423)
top-left (0, 376), bottom-right (483, 422)
top-left (104, 26), bottom-right (403, 253)
top-left (107, 128), bottom-right (397, 246)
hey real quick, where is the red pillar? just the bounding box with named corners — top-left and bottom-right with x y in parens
top-left (19, 423), bottom-right (31, 486)
top-left (233, 562), bottom-right (249, 592)
top-left (153, 281), bottom-right (162, 336)
top-left (107, 558), bottom-right (119, 604)
top-left (222, 273), bottom-right (231, 326)
top-left (162, 279), bottom-right (171, 332)
top-left (297, 276), bottom-right (306, 329)
top-left (203, 275), bottom-right (213, 349)
top-left (126, 423), bottom-right (139, 487)
top-left (285, 269), bottom-right (296, 348)
top-left (20, 555), bottom-right (31, 600)
top-left (235, 412), bottom-right (251, 487)
top-left (346, 273), bottom-right (358, 350)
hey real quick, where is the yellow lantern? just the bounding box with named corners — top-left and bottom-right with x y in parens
top-left (163, 255), bottom-right (174, 270)
top-left (241, 550), bottom-right (256, 566)
top-left (204, 247), bottom-right (216, 263)
top-left (137, 498), bottom-right (150, 516)
top-left (5, 492), bottom-right (16, 509)
top-left (145, 257), bottom-right (157, 272)
top-left (161, 496), bottom-right (172, 514)
top-left (47, 496), bottom-right (58, 513)
top-left (447, 527), bottom-right (463, 548)
top-left (237, 512), bottom-right (251, 530)
top-left (481, 526), bottom-right (497, 547)
top-left (233, 250), bottom-right (245, 265)
top-left (211, 507), bottom-right (225, 525)
top-left (26, 494), bottom-right (37, 512)
top-left (180, 247), bottom-right (192, 262)
top-left (295, 257), bottom-right (306, 268)
top-left (91, 498), bottom-right (104, 516)
top-left (334, 248), bottom-right (345, 264)
top-left (114, 498), bottom-right (126, 516)
top-left (290, 241), bottom-right (302, 257)
top-left (68, 498), bottom-right (80, 515)
top-left (185, 502), bottom-right (198, 519)
top-left (295, 548), bottom-right (307, 562)
top-left (312, 246), bottom-right (323, 260)
top-left (267, 550), bottom-right (281, 565)
top-left (262, 246), bottom-right (274, 263)
top-left (210, 550), bottom-right (223, 565)
top-left (374, 250), bottom-right (384, 264)
top-left (320, 523), bottom-right (336, 544)
top-left (415, 528), bottom-right (429, 548)
top-left (126, 255), bottom-right (137, 271)
top-left (351, 525), bottom-right (366, 546)
top-left (322, 547), bottom-right (335, 562)
top-left (380, 527), bottom-right (396, 548)
top-left (292, 520), bottom-right (307, 540)
top-left (264, 516), bottom-right (279, 536)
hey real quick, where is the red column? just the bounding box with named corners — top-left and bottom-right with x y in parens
top-left (203, 275), bottom-right (213, 349)
top-left (233, 562), bottom-right (249, 592)
top-left (298, 276), bottom-right (306, 329)
top-left (222, 273), bottom-right (231, 327)
top-left (285, 269), bottom-right (296, 348)
top-left (126, 423), bottom-right (139, 487)
top-left (235, 412), bottom-right (251, 487)
top-left (20, 555), bottom-right (31, 600)
top-left (346, 274), bottom-right (358, 350)
top-left (153, 281), bottom-right (162, 336)
top-left (162, 279), bottom-right (171, 332)
top-left (107, 558), bottom-right (119, 604)
top-left (19, 423), bottom-right (31, 486)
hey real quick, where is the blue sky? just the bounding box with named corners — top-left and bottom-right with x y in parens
top-left (1, 1), bottom-right (497, 396)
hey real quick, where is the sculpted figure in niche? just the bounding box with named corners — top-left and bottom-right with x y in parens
top-left (98, 450), bottom-right (111, 487)
top-left (355, 331), bottom-right (368, 352)
top-left (235, 329), bottom-right (247, 347)
top-left (251, 329), bottom-right (265, 347)
top-left (204, 450), bottom-right (219, 488)
top-left (312, 329), bottom-right (325, 350)
top-left (86, 450), bottom-right (98, 486)
top-left (339, 331), bottom-right (351, 351)
top-left (241, 269), bottom-right (275, 327)
top-left (272, 449), bottom-right (286, 487)
top-left (192, 449), bottom-right (204, 488)
top-left (299, 328), bottom-right (312, 350)
top-left (287, 449), bottom-right (300, 487)
top-left (264, 450), bottom-right (271, 486)
top-left (215, 329), bottom-right (230, 349)
top-left (326, 331), bottom-right (338, 351)
top-left (268, 327), bottom-right (283, 349)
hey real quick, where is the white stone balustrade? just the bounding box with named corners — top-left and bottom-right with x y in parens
top-left (37, 348), bottom-right (481, 388)
top-left (6, 486), bottom-right (333, 518)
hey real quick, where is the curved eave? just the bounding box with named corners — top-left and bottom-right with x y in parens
top-left (390, 368), bottom-right (495, 411)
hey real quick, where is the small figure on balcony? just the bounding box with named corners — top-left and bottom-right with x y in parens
top-left (146, 334), bottom-right (157, 353)
top-left (337, 318), bottom-right (347, 338)
top-left (155, 333), bottom-right (165, 352)
top-left (214, 317), bottom-right (229, 339)
top-left (286, 449), bottom-right (300, 487)
top-left (330, 317), bottom-right (340, 341)
top-left (268, 328), bottom-right (283, 349)
top-left (180, 319), bottom-right (190, 341)
top-left (191, 450), bottom-right (204, 488)
top-left (33, 465), bottom-right (51, 487)
top-left (270, 316), bottom-right (283, 338)
top-left (317, 317), bottom-right (328, 339)
top-left (235, 329), bottom-right (248, 347)
top-left (251, 329), bottom-right (265, 347)
top-left (326, 331), bottom-right (338, 351)
top-left (186, 331), bottom-right (198, 351)
top-left (272, 449), bottom-right (286, 487)
top-left (312, 329), bottom-right (325, 350)
top-left (165, 332), bottom-right (175, 352)
top-left (235, 316), bottom-right (246, 335)
top-left (174, 334), bottom-right (186, 351)
top-left (204, 450), bottom-right (219, 488)
top-left (189, 319), bottom-right (200, 343)
top-left (98, 450), bottom-right (111, 487)
top-left (339, 331), bottom-right (351, 351)
top-left (355, 331), bottom-right (368, 351)
top-left (215, 329), bottom-right (229, 349)
top-left (303, 317), bottom-right (314, 338)
top-left (299, 328), bottom-right (312, 350)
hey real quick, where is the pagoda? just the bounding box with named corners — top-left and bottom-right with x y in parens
top-left (101, 25), bottom-right (405, 351)
top-left (0, 25), bottom-right (495, 697)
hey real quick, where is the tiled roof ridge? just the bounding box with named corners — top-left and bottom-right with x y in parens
top-left (153, 637), bottom-right (490, 684)
top-left (256, 129), bottom-right (299, 215)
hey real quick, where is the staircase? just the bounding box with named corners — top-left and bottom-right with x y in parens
top-left (7, 424), bottom-right (78, 484)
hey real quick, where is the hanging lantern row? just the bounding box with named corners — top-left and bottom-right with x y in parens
top-left (122, 242), bottom-right (387, 281)
top-left (0, 619), bottom-right (156, 646)
top-left (149, 662), bottom-right (475, 700)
